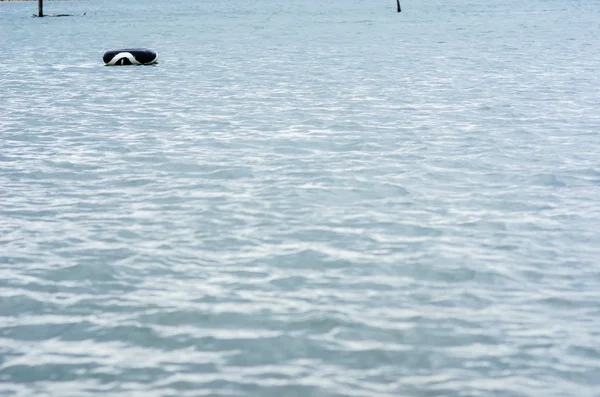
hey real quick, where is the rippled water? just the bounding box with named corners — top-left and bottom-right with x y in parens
top-left (2, 0), bottom-right (600, 396)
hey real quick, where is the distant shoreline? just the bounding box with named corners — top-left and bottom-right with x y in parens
top-left (0, 0), bottom-right (84, 2)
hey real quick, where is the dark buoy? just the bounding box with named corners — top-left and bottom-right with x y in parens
top-left (103, 48), bottom-right (158, 66)
top-left (397, 0), bottom-right (401, 12)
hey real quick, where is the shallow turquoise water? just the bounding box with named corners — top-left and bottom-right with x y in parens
top-left (1, 0), bottom-right (600, 396)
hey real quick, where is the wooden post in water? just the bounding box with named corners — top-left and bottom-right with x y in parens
top-left (38, 0), bottom-right (44, 17)
top-left (396, 0), bottom-right (401, 12)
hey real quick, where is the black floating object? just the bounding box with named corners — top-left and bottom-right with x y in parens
top-left (103, 48), bottom-right (158, 66)
top-left (33, 13), bottom-right (75, 17)
top-left (397, 0), bottom-right (401, 12)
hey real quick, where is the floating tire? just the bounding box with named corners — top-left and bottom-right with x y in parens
top-left (103, 48), bottom-right (158, 66)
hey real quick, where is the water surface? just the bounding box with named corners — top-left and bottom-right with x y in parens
top-left (1, 0), bottom-right (600, 396)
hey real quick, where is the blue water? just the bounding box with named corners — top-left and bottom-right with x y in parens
top-left (2, 0), bottom-right (600, 396)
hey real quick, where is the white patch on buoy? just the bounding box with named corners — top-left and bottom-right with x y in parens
top-left (106, 52), bottom-right (141, 66)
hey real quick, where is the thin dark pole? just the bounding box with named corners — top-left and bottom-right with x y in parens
top-left (396, 0), bottom-right (401, 12)
top-left (38, 0), bottom-right (44, 17)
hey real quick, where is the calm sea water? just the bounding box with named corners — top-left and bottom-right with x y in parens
top-left (1, 0), bottom-right (600, 396)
